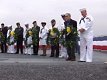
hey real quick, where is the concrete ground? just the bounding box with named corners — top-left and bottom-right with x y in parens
top-left (0, 51), bottom-right (107, 80)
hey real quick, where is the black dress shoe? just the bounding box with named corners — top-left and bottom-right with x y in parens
top-left (66, 58), bottom-right (72, 61)
top-left (71, 59), bottom-right (76, 61)
top-left (78, 61), bottom-right (86, 62)
top-left (50, 55), bottom-right (54, 57)
top-left (66, 58), bottom-right (76, 61)
top-left (32, 54), bottom-right (38, 55)
top-left (15, 52), bottom-right (19, 54)
top-left (55, 55), bottom-right (59, 58)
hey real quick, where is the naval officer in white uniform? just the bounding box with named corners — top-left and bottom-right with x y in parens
top-left (78, 8), bottom-right (94, 62)
top-left (39, 22), bottom-right (48, 56)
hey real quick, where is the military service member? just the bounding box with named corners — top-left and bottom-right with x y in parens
top-left (14, 22), bottom-right (24, 54)
top-left (47, 19), bottom-right (60, 57)
top-left (32, 21), bottom-right (40, 55)
top-left (78, 8), bottom-right (94, 62)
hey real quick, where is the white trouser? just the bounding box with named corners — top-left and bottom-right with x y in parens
top-left (25, 47), bottom-right (33, 55)
top-left (8, 45), bottom-right (15, 53)
top-left (59, 45), bottom-right (68, 58)
top-left (24, 47), bottom-right (27, 54)
top-left (80, 35), bottom-right (93, 62)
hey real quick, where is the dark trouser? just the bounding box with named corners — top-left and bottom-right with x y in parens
top-left (67, 44), bottom-right (76, 59)
top-left (51, 44), bottom-right (59, 57)
top-left (1, 42), bottom-right (7, 53)
top-left (75, 41), bottom-right (80, 55)
top-left (75, 36), bottom-right (80, 55)
top-left (16, 41), bottom-right (23, 54)
top-left (42, 45), bottom-right (47, 55)
top-left (33, 43), bottom-right (39, 55)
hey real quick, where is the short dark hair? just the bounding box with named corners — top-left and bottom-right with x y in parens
top-left (51, 19), bottom-right (56, 23)
top-left (33, 21), bottom-right (37, 24)
top-left (16, 22), bottom-right (20, 25)
top-left (1, 23), bottom-right (4, 25)
top-left (61, 14), bottom-right (65, 18)
top-left (41, 22), bottom-right (46, 25)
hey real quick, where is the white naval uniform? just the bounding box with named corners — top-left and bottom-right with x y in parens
top-left (25, 36), bottom-right (33, 55)
top-left (78, 15), bottom-right (94, 62)
top-left (24, 28), bottom-right (29, 39)
top-left (7, 30), bottom-right (11, 38)
top-left (39, 27), bottom-right (48, 45)
top-left (24, 28), bottom-right (29, 54)
top-left (8, 36), bottom-right (16, 53)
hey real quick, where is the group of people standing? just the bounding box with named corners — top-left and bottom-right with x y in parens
top-left (0, 8), bottom-right (94, 62)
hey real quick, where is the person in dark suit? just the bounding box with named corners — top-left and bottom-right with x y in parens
top-left (32, 21), bottom-right (40, 55)
top-left (14, 22), bottom-right (24, 54)
top-left (1, 23), bottom-right (8, 53)
top-left (64, 13), bottom-right (77, 61)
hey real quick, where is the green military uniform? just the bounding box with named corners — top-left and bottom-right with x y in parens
top-left (32, 26), bottom-right (40, 55)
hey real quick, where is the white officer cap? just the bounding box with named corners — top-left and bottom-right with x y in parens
top-left (80, 8), bottom-right (87, 12)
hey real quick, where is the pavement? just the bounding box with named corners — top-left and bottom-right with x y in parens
top-left (0, 50), bottom-right (107, 80)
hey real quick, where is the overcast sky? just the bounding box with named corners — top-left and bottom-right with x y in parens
top-left (0, 0), bottom-right (107, 36)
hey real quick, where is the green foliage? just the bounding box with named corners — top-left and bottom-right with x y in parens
top-left (59, 26), bottom-right (78, 48)
top-left (32, 27), bottom-right (39, 46)
top-left (7, 35), bottom-right (16, 45)
top-left (47, 27), bottom-right (60, 46)
top-left (0, 32), bottom-right (5, 43)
